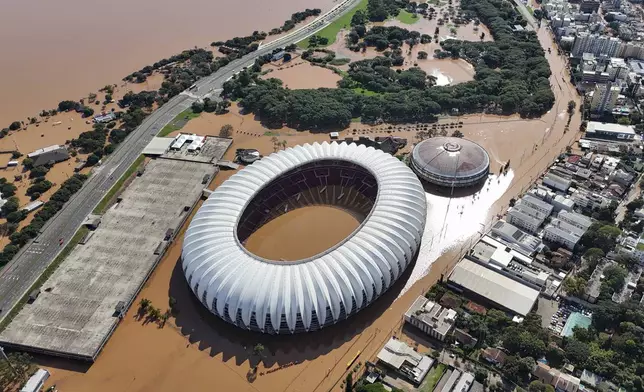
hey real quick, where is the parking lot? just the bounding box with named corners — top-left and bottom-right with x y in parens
top-left (0, 158), bottom-right (217, 360)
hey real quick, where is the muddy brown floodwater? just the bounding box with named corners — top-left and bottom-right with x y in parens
top-left (42, 24), bottom-right (582, 392)
top-left (0, 0), bottom-right (336, 127)
top-left (244, 206), bottom-right (360, 260)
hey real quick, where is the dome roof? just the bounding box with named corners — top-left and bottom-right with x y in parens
top-left (182, 142), bottom-right (427, 334)
top-left (411, 137), bottom-right (490, 182)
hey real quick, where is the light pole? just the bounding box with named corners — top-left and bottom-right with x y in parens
top-left (0, 345), bottom-right (17, 376)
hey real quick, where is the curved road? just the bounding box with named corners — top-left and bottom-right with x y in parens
top-left (0, 0), bottom-right (361, 323)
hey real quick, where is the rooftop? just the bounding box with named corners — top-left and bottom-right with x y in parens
top-left (411, 137), bottom-right (490, 180)
top-left (405, 296), bottom-right (457, 337)
top-left (587, 121), bottom-right (636, 135)
top-left (377, 338), bottom-right (434, 384)
top-left (448, 258), bottom-right (540, 316)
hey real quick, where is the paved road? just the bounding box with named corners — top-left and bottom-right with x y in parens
top-left (512, 0), bottom-right (538, 29)
top-left (0, 0), bottom-right (361, 323)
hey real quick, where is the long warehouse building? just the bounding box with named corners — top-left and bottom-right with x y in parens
top-left (447, 258), bottom-right (540, 316)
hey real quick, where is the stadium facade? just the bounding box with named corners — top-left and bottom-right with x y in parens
top-left (410, 137), bottom-right (490, 188)
top-left (182, 142), bottom-right (427, 334)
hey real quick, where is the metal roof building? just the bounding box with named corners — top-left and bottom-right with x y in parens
top-left (410, 137), bottom-right (490, 188)
top-left (448, 258), bottom-right (540, 316)
top-left (182, 142), bottom-right (427, 334)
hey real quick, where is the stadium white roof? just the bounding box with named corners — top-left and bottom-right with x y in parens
top-left (448, 258), bottom-right (539, 316)
top-left (182, 142), bottom-right (427, 333)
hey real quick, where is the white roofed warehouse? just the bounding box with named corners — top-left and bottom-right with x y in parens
top-left (182, 142), bottom-right (427, 334)
top-left (410, 137), bottom-right (490, 188)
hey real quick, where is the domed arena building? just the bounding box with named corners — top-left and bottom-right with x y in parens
top-left (410, 137), bottom-right (490, 188)
top-left (182, 142), bottom-right (427, 334)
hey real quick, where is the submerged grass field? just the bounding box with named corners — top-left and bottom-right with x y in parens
top-left (396, 10), bottom-right (420, 24)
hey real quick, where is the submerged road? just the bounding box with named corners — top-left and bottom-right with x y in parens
top-left (0, 0), bottom-right (362, 324)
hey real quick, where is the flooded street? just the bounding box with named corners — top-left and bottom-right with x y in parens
top-left (0, 0), bottom-right (336, 127)
top-left (245, 206), bottom-right (360, 260)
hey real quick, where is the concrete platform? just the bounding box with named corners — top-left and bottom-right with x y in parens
top-left (161, 137), bottom-right (232, 163)
top-left (0, 158), bottom-right (217, 361)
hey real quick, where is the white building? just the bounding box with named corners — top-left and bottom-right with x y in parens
top-left (377, 338), bottom-right (434, 385)
top-left (552, 195), bottom-right (575, 212)
top-left (586, 121), bottom-right (636, 141)
top-left (558, 210), bottom-right (593, 231)
top-left (572, 33), bottom-right (621, 57)
top-left (507, 203), bottom-right (548, 233)
top-left (20, 369), bottom-right (50, 392)
top-left (404, 297), bottom-right (457, 341)
top-left (543, 218), bottom-right (587, 250)
top-left (543, 173), bottom-right (572, 192)
top-left (521, 194), bottom-right (555, 216)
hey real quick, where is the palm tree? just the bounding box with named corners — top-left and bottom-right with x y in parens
top-left (160, 309), bottom-right (171, 327)
top-left (271, 136), bottom-right (279, 152)
top-left (148, 307), bottom-right (161, 321)
top-left (280, 140), bottom-right (288, 150)
top-left (138, 298), bottom-right (151, 313)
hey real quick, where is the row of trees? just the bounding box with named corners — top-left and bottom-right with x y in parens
top-left (0, 174), bottom-right (88, 267)
top-left (137, 298), bottom-right (171, 328)
top-left (270, 8), bottom-right (322, 34)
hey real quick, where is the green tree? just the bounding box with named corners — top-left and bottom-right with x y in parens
top-left (219, 124), bottom-right (234, 138)
top-left (563, 276), bottom-right (587, 297)
top-left (139, 298), bottom-right (151, 313)
top-left (567, 100), bottom-right (576, 114)
top-left (618, 117), bottom-right (631, 125)
top-left (583, 248), bottom-right (605, 267)
top-left (346, 373), bottom-right (353, 392)
top-left (253, 343), bottom-right (265, 358)
top-left (9, 121), bottom-right (21, 131)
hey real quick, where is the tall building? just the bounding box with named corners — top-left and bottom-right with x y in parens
top-left (590, 83), bottom-right (621, 113)
top-left (572, 33), bottom-right (621, 57)
top-left (618, 42), bottom-right (644, 59)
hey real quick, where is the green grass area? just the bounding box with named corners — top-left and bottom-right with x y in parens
top-left (396, 10), bottom-right (420, 24)
top-left (527, 6), bottom-right (535, 15)
top-left (298, 0), bottom-right (369, 48)
top-left (422, 363), bottom-right (447, 392)
top-left (158, 108), bottom-right (200, 137)
top-left (93, 155), bottom-right (145, 214)
top-left (637, 242), bottom-right (644, 251)
top-left (351, 117), bottom-right (362, 122)
top-left (353, 87), bottom-right (381, 96)
top-left (0, 226), bottom-right (89, 333)
top-left (263, 131), bottom-right (280, 136)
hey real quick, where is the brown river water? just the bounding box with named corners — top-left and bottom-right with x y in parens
top-left (244, 205), bottom-right (360, 260)
top-left (0, 0), bottom-right (336, 127)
